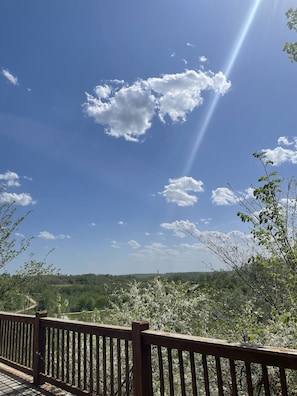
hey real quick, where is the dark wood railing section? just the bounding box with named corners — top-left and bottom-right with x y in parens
top-left (1, 311), bottom-right (297, 395)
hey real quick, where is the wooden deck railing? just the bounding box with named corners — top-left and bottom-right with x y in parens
top-left (1, 311), bottom-right (297, 395)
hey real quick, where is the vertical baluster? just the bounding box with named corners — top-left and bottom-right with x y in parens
top-left (15, 321), bottom-right (20, 363)
top-left (158, 346), bottom-right (165, 396)
top-left (215, 357), bottom-right (224, 396)
top-left (96, 334), bottom-right (100, 395)
top-left (109, 337), bottom-right (114, 395)
top-left (202, 354), bottom-right (211, 396)
top-left (245, 361), bottom-right (253, 395)
top-left (71, 331), bottom-right (76, 386)
top-left (189, 351), bottom-right (198, 396)
top-left (125, 340), bottom-right (130, 396)
top-left (83, 333), bottom-right (87, 390)
top-left (103, 336), bottom-right (107, 396)
top-left (56, 328), bottom-right (60, 379)
top-left (20, 322), bottom-right (25, 366)
top-left (51, 328), bottom-right (55, 378)
top-left (178, 350), bottom-right (186, 396)
top-left (279, 367), bottom-right (288, 396)
top-left (77, 332), bottom-right (81, 388)
top-left (28, 324), bottom-right (33, 368)
top-left (117, 338), bottom-right (122, 396)
top-left (24, 322), bottom-right (28, 367)
top-left (46, 328), bottom-right (50, 376)
top-left (261, 365), bottom-right (271, 396)
top-left (229, 359), bottom-right (238, 395)
top-left (89, 334), bottom-right (94, 393)
top-left (61, 329), bottom-right (65, 382)
top-left (167, 348), bottom-right (174, 396)
top-left (66, 330), bottom-right (70, 384)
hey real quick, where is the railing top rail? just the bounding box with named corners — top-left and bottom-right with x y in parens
top-left (0, 311), bottom-right (35, 324)
top-left (142, 330), bottom-right (297, 369)
top-left (40, 317), bottom-right (133, 340)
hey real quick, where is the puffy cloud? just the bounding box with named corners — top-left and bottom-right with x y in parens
top-left (38, 231), bottom-right (71, 240)
top-left (0, 171), bottom-right (20, 187)
top-left (199, 56), bottom-right (207, 63)
top-left (0, 192), bottom-right (36, 206)
top-left (262, 137), bottom-right (297, 165)
top-left (2, 68), bottom-right (18, 85)
top-left (84, 69), bottom-right (231, 142)
top-left (277, 136), bottom-right (293, 146)
top-left (162, 176), bottom-right (204, 206)
top-left (263, 147), bottom-right (297, 166)
top-left (128, 240), bottom-right (141, 249)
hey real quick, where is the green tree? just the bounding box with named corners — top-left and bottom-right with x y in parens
top-left (0, 198), bottom-right (56, 311)
top-left (284, 8), bottom-right (297, 62)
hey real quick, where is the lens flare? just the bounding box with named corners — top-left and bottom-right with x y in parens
top-left (183, 0), bottom-right (262, 176)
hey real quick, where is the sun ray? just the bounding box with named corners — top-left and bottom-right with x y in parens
top-left (183, 0), bottom-right (262, 176)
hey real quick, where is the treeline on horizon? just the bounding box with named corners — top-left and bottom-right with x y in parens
top-left (12, 270), bottom-right (247, 316)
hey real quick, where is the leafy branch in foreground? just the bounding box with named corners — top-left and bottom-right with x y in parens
top-left (0, 195), bottom-right (57, 311)
top-left (284, 8), bottom-right (297, 62)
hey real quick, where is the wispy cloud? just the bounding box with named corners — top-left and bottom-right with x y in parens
top-left (38, 231), bottom-right (71, 240)
top-left (128, 240), bottom-right (141, 249)
top-left (161, 176), bottom-right (204, 206)
top-left (199, 55), bottom-right (207, 63)
top-left (2, 68), bottom-right (18, 85)
top-left (161, 220), bottom-right (199, 238)
top-left (211, 187), bottom-right (254, 206)
top-left (84, 69), bottom-right (231, 142)
top-left (111, 240), bottom-right (121, 249)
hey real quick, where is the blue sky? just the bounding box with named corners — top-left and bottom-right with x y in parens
top-left (1, 0), bottom-right (297, 275)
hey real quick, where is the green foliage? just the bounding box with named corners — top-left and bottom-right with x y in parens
top-left (284, 8), bottom-right (297, 62)
top-left (0, 196), bottom-right (57, 311)
top-left (236, 152), bottom-right (297, 316)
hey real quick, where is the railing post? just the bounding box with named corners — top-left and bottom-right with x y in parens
top-left (33, 311), bottom-right (47, 386)
top-left (132, 321), bottom-right (153, 396)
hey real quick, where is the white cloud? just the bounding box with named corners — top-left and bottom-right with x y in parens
top-left (84, 69), bottom-right (231, 142)
top-left (2, 68), bottom-right (18, 85)
top-left (38, 231), bottom-right (71, 240)
top-left (89, 222), bottom-right (96, 227)
top-left (118, 220), bottom-right (125, 226)
top-left (261, 137), bottom-right (297, 166)
top-left (111, 240), bottom-right (121, 249)
top-left (211, 187), bottom-right (254, 206)
top-left (0, 170), bottom-right (20, 187)
top-left (263, 146), bottom-right (297, 166)
top-left (211, 187), bottom-right (237, 206)
top-left (186, 42), bottom-right (194, 47)
top-left (128, 240), bottom-right (141, 249)
top-left (199, 56), bottom-right (207, 63)
top-left (277, 136), bottom-right (293, 146)
top-left (0, 192), bottom-right (36, 206)
top-left (161, 220), bottom-right (199, 238)
top-left (161, 176), bottom-right (204, 206)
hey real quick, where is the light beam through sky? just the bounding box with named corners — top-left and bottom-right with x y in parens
top-left (183, 0), bottom-right (262, 176)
